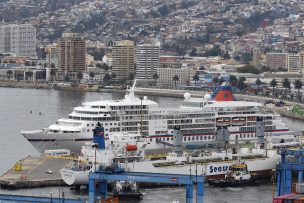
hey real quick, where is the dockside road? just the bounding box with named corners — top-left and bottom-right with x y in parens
top-left (0, 156), bottom-right (72, 189)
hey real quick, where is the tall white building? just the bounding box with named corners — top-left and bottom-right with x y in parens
top-left (136, 43), bottom-right (160, 79)
top-left (0, 24), bottom-right (36, 57)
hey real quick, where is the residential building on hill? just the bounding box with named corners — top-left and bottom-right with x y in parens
top-left (0, 24), bottom-right (36, 57)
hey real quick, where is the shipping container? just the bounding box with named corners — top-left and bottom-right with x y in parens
top-left (294, 196), bottom-right (304, 203)
top-left (283, 194), bottom-right (304, 203)
top-left (273, 194), bottom-right (297, 203)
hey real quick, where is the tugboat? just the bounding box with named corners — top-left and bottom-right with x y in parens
top-left (208, 162), bottom-right (256, 187)
top-left (113, 181), bottom-right (143, 200)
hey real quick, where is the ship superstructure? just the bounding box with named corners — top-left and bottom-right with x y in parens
top-left (21, 84), bottom-right (289, 153)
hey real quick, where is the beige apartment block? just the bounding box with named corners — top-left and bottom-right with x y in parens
top-left (156, 66), bottom-right (196, 87)
top-left (112, 40), bottom-right (135, 80)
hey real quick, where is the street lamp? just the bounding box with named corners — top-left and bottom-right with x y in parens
top-left (140, 97), bottom-right (143, 135)
top-left (92, 143), bottom-right (99, 171)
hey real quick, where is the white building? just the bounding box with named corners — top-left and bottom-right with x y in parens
top-left (156, 66), bottom-right (196, 87)
top-left (136, 43), bottom-right (160, 79)
top-left (287, 53), bottom-right (300, 73)
top-left (0, 24), bottom-right (36, 57)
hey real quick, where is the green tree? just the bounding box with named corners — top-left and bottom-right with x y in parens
top-left (193, 73), bottom-right (199, 86)
top-left (77, 72), bottom-right (83, 83)
top-left (237, 65), bottom-right (260, 74)
top-left (96, 63), bottom-right (102, 68)
top-left (128, 72), bottom-right (135, 81)
top-left (50, 69), bottom-right (56, 82)
top-left (103, 73), bottom-right (111, 84)
top-left (282, 78), bottom-right (291, 93)
top-left (173, 75), bottom-right (179, 87)
top-left (64, 75), bottom-right (70, 82)
top-left (6, 70), bottom-right (13, 80)
top-left (294, 79), bottom-right (303, 94)
top-left (219, 77), bottom-right (225, 85)
top-left (294, 79), bottom-right (302, 100)
top-left (111, 72), bottom-right (116, 80)
top-left (255, 78), bottom-right (262, 92)
top-left (190, 48), bottom-right (197, 57)
top-left (270, 79), bottom-right (277, 99)
top-left (229, 75), bottom-right (238, 87)
top-left (237, 79), bottom-right (245, 93)
top-left (152, 72), bottom-right (159, 85)
top-left (213, 77), bottom-right (219, 85)
top-left (241, 53), bottom-right (253, 64)
top-left (102, 63), bottom-right (110, 72)
top-left (89, 72), bottom-right (95, 82)
top-left (261, 66), bottom-right (271, 72)
top-left (239, 76), bottom-right (246, 82)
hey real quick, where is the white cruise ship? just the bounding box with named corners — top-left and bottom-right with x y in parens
top-left (21, 84), bottom-right (289, 153)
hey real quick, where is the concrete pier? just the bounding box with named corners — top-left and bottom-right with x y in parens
top-left (0, 156), bottom-right (72, 189)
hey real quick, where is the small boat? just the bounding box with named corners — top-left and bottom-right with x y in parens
top-left (208, 162), bottom-right (256, 187)
top-left (113, 181), bottom-right (143, 200)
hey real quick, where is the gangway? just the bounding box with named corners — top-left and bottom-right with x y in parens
top-left (89, 165), bottom-right (204, 203)
top-left (155, 139), bottom-right (175, 147)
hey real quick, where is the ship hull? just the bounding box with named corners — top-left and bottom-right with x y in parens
top-left (60, 151), bottom-right (279, 186)
top-left (22, 129), bottom-right (289, 154)
top-left (21, 131), bottom-right (91, 154)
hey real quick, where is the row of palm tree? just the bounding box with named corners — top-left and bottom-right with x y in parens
top-left (152, 73), bottom-right (180, 87)
top-left (269, 78), bottom-right (303, 98)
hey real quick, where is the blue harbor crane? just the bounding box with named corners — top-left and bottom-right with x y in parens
top-left (276, 149), bottom-right (304, 196)
top-left (89, 164), bottom-right (204, 203)
top-left (89, 126), bottom-right (205, 203)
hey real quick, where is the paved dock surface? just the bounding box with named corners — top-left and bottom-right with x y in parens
top-left (0, 156), bottom-right (72, 189)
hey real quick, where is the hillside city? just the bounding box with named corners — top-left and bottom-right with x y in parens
top-left (1, 0), bottom-right (304, 102)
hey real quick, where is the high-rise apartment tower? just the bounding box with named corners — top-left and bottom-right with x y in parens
top-left (111, 40), bottom-right (135, 80)
top-left (0, 24), bottom-right (36, 57)
top-left (58, 33), bottom-right (86, 75)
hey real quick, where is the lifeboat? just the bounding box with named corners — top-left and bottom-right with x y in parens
top-left (126, 144), bottom-right (137, 151)
top-left (231, 117), bottom-right (246, 126)
top-left (216, 117), bottom-right (230, 126)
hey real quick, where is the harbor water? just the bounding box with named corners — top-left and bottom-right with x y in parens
top-left (0, 87), bottom-right (303, 203)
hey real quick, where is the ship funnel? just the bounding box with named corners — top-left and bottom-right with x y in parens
top-left (216, 126), bottom-right (230, 143)
top-left (213, 85), bottom-right (235, 102)
top-left (256, 116), bottom-right (265, 144)
top-left (173, 126), bottom-right (183, 148)
top-left (93, 126), bottom-right (105, 150)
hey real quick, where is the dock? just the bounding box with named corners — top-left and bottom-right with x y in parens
top-left (0, 156), bottom-right (72, 189)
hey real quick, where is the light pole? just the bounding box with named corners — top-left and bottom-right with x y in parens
top-left (92, 143), bottom-right (98, 171)
top-left (50, 192), bottom-right (53, 203)
top-left (140, 97), bottom-right (143, 135)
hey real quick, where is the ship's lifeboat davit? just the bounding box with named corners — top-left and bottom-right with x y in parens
top-left (126, 144), bottom-right (137, 151)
